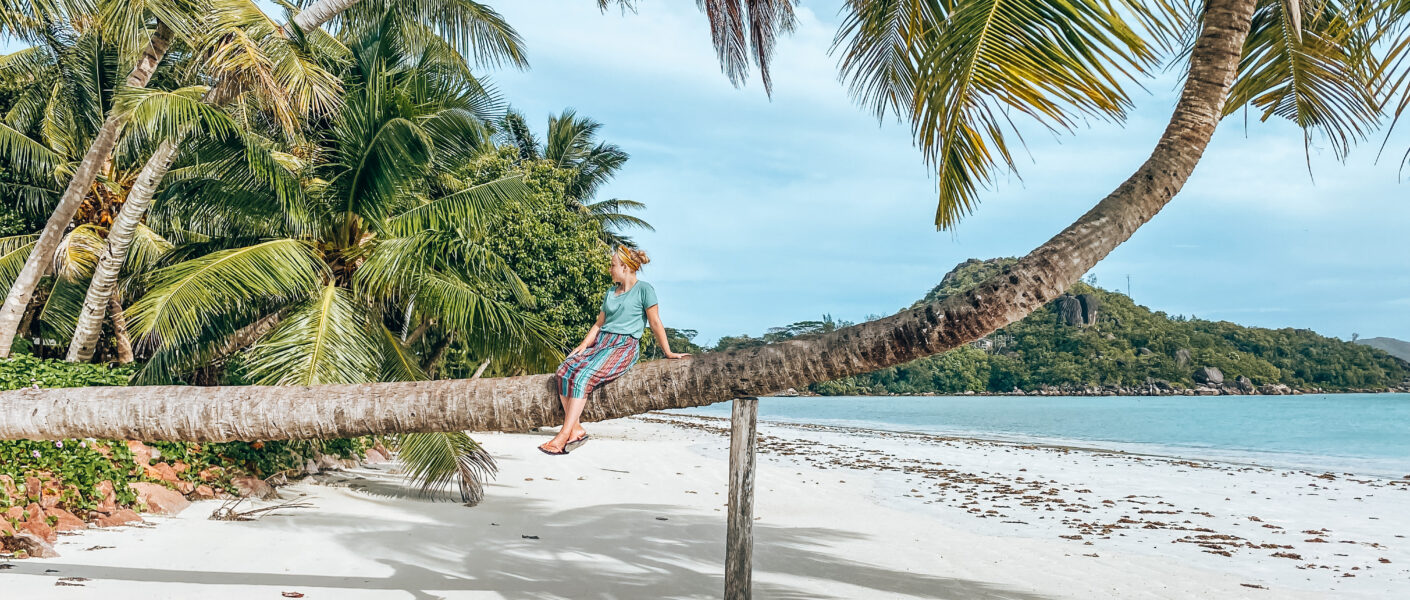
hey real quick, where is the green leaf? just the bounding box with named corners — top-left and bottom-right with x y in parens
top-left (242, 284), bottom-right (381, 386)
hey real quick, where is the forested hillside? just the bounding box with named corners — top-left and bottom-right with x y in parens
top-left (713, 259), bottom-right (1410, 395)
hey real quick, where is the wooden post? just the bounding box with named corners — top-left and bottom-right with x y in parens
top-left (725, 396), bottom-right (758, 600)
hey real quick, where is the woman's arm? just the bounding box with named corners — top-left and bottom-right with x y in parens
top-left (646, 304), bottom-right (690, 359)
top-left (569, 312), bottom-right (606, 357)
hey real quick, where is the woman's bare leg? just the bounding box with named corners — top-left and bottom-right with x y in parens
top-left (541, 395), bottom-right (588, 452)
top-left (555, 393), bottom-right (587, 441)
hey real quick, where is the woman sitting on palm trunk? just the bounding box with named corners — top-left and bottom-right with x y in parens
top-left (540, 246), bottom-right (691, 455)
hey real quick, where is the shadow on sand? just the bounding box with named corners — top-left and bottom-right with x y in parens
top-left (9, 469), bottom-right (1054, 600)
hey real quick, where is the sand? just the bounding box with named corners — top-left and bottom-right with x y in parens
top-left (2, 413), bottom-right (1406, 599)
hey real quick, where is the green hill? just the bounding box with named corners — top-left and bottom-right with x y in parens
top-left (801, 258), bottom-right (1410, 396)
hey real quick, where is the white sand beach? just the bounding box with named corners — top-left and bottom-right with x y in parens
top-left (2, 413), bottom-right (1407, 599)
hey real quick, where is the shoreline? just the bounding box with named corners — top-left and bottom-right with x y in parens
top-left (3, 415), bottom-right (1407, 598)
top-left (787, 387), bottom-right (1410, 398)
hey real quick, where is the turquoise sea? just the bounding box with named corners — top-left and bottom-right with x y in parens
top-left (671, 394), bottom-right (1410, 478)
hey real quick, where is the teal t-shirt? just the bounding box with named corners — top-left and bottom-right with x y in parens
top-left (600, 281), bottom-right (658, 338)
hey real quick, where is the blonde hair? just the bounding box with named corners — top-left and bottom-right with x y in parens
top-left (615, 246), bottom-right (650, 272)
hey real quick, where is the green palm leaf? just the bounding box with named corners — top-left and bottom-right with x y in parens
top-left (1226, 0), bottom-right (1380, 159)
top-left (397, 430), bottom-right (497, 505)
top-left (112, 85), bottom-right (239, 143)
top-left (127, 238), bottom-right (327, 349)
top-left (0, 234), bottom-right (38, 293)
top-left (834, 0), bottom-right (1159, 229)
top-left (383, 175), bottom-right (525, 236)
top-left (242, 284), bottom-right (381, 385)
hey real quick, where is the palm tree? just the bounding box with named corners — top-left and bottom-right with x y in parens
top-left (0, 0), bottom-right (213, 357)
top-left (114, 19), bottom-right (554, 496)
top-left (0, 28), bottom-right (183, 359)
top-left (505, 108), bottom-right (654, 247)
top-left (63, 0), bottom-right (530, 362)
top-left (3, 0), bottom-right (1404, 443)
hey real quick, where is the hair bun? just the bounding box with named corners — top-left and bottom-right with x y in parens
top-left (631, 249), bottom-right (650, 267)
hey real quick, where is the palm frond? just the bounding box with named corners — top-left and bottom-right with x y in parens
top-left (242, 284), bottom-right (381, 385)
top-left (833, 0), bottom-right (1159, 229)
top-left (383, 175), bottom-right (525, 236)
top-left (0, 234), bottom-right (38, 293)
top-left (127, 238), bottom-right (327, 349)
top-left (52, 223), bottom-right (105, 281)
top-left (694, 0), bottom-right (798, 95)
top-left (377, 322), bottom-right (428, 382)
top-left (397, 430), bottom-right (497, 505)
top-left (112, 85), bottom-right (239, 143)
top-left (1227, 0), bottom-right (1380, 160)
top-left (0, 120), bottom-right (66, 182)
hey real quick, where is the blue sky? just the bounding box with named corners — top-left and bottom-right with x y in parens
top-left (488, 1), bottom-right (1410, 347)
top-left (9, 2), bottom-right (1404, 347)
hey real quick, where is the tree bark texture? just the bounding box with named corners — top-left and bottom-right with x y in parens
top-left (0, 0), bottom-right (1258, 442)
top-left (0, 25), bottom-right (175, 358)
top-left (60, 0), bottom-right (367, 361)
top-left (67, 139), bottom-right (179, 362)
top-left (109, 294), bottom-right (134, 364)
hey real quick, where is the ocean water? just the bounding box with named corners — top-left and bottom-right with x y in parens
top-left (669, 394), bottom-right (1410, 477)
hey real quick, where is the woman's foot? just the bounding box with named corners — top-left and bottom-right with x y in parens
top-left (568, 427), bottom-right (588, 443)
top-left (538, 440), bottom-right (568, 455)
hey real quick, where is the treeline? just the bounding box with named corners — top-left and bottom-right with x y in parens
top-left (696, 258), bottom-right (1410, 394)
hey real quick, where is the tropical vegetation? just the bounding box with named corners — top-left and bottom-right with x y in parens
top-left (3, 1), bottom-right (1410, 488)
top-left (712, 259), bottom-right (1410, 395)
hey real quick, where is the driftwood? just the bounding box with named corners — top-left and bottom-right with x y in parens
top-left (209, 497), bottom-right (314, 521)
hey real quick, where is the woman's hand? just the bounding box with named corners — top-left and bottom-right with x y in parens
top-left (567, 345), bottom-right (587, 358)
top-left (664, 351), bottom-right (692, 359)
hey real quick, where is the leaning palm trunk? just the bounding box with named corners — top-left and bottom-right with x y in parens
top-left (0, 25), bottom-right (176, 358)
top-left (64, 0), bottom-right (365, 362)
top-left (0, 0), bottom-right (1258, 442)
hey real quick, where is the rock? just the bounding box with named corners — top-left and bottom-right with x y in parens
top-left (127, 440), bottom-right (153, 467)
top-left (172, 461), bottom-right (189, 474)
top-left (1175, 348), bottom-right (1192, 366)
top-left (230, 476), bottom-right (278, 500)
top-left (94, 480), bottom-right (117, 514)
top-left (1235, 375), bottom-right (1255, 393)
top-left (5, 505), bottom-right (24, 522)
top-left (1055, 295), bottom-right (1084, 326)
top-left (0, 517), bottom-right (12, 537)
top-left (22, 503), bottom-right (56, 543)
top-left (1194, 386), bottom-right (1220, 396)
top-left (197, 467), bottom-right (223, 483)
top-left (147, 462), bottom-right (180, 484)
top-left (192, 485), bottom-right (216, 500)
top-left (93, 508), bottom-right (143, 528)
top-left (176, 481), bottom-right (195, 495)
top-left (46, 507), bottom-right (87, 531)
top-left (25, 475), bottom-right (41, 500)
top-left (131, 482), bottom-right (191, 516)
top-left (776, 387), bottom-right (800, 397)
top-left (363, 448), bottom-right (388, 464)
top-left (1137, 347), bottom-right (1154, 357)
top-left (6, 531), bottom-right (59, 558)
top-left (1193, 366), bottom-right (1224, 385)
top-left (1077, 293), bottom-right (1100, 325)
top-left (316, 454), bottom-right (342, 472)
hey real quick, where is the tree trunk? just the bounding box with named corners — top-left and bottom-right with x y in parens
top-left (109, 294), bottom-right (135, 364)
top-left (60, 0), bottom-right (371, 361)
top-left (67, 138), bottom-right (179, 362)
top-left (0, 25), bottom-right (174, 358)
top-left (0, 0), bottom-right (1258, 442)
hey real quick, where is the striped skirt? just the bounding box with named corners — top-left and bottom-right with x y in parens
top-left (556, 332), bottom-right (641, 398)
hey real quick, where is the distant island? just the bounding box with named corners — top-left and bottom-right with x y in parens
top-left (684, 258), bottom-right (1410, 397)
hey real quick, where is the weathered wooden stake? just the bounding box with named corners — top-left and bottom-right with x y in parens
top-left (725, 396), bottom-right (758, 599)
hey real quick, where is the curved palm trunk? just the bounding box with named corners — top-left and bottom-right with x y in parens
top-left (110, 294), bottom-right (135, 364)
top-left (63, 0), bottom-right (365, 362)
top-left (0, 0), bottom-right (1258, 442)
top-left (0, 25), bottom-right (175, 358)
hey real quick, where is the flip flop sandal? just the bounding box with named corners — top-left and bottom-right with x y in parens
top-left (565, 434), bottom-right (590, 451)
top-left (538, 444), bottom-right (569, 456)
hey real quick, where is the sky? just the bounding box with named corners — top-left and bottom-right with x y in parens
top-left (8, 1), bottom-right (1405, 347)
top-left (485, 1), bottom-right (1410, 347)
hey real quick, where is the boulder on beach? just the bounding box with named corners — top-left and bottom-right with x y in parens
top-left (1235, 375), bottom-right (1255, 393)
top-left (5, 531), bottom-right (58, 558)
top-left (231, 476), bottom-right (278, 500)
top-left (132, 482), bottom-right (191, 515)
top-left (1193, 366), bottom-right (1224, 385)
